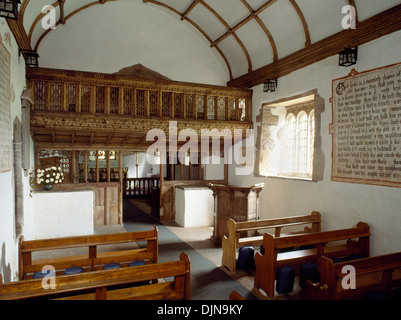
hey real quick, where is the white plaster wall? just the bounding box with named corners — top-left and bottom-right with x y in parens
top-left (175, 187), bottom-right (214, 228)
top-left (204, 155), bottom-right (225, 181)
top-left (123, 152), bottom-right (159, 178)
top-left (32, 191), bottom-right (94, 239)
top-left (229, 30), bottom-right (401, 257)
top-left (0, 20), bottom-right (28, 282)
top-left (37, 0), bottom-right (228, 85)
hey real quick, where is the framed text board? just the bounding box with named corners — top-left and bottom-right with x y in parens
top-left (331, 63), bottom-right (401, 188)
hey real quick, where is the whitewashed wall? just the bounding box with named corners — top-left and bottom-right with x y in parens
top-left (0, 20), bottom-right (29, 282)
top-left (32, 190), bottom-right (94, 239)
top-left (175, 186), bottom-right (214, 228)
top-left (229, 30), bottom-right (401, 257)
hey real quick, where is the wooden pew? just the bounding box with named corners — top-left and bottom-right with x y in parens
top-left (305, 252), bottom-right (401, 300)
top-left (229, 290), bottom-right (245, 300)
top-left (222, 211), bottom-right (321, 273)
top-left (0, 252), bottom-right (190, 300)
top-left (18, 226), bottom-right (158, 280)
top-left (254, 222), bottom-right (370, 299)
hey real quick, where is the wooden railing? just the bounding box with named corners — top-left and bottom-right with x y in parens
top-left (27, 68), bottom-right (253, 123)
top-left (124, 177), bottom-right (160, 198)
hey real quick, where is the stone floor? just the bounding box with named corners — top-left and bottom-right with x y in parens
top-left (33, 199), bottom-right (305, 300)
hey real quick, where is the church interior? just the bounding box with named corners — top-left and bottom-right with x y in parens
top-left (1, 0), bottom-right (401, 302)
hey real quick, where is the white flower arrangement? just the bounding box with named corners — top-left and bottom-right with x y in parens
top-left (36, 166), bottom-right (64, 186)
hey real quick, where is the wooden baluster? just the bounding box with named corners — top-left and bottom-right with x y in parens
top-left (183, 93), bottom-right (187, 119)
top-left (235, 98), bottom-right (240, 121)
top-left (158, 91), bottom-right (162, 117)
top-left (118, 87), bottom-right (124, 115)
top-left (132, 88), bottom-right (137, 116)
top-left (171, 92), bottom-right (175, 118)
top-left (106, 150), bottom-right (111, 183)
top-left (90, 86), bottom-right (96, 113)
top-left (105, 87), bottom-right (110, 114)
top-left (225, 97), bottom-right (229, 121)
top-left (203, 95), bottom-right (208, 120)
top-left (247, 98), bottom-right (252, 122)
top-left (96, 151), bottom-right (99, 183)
top-left (71, 150), bottom-right (76, 183)
top-left (46, 81), bottom-right (51, 110)
top-left (77, 84), bottom-right (82, 113)
top-left (62, 82), bottom-right (67, 111)
top-left (198, 152), bottom-right (203, 180)
top-left (214, 96), bottom-right (218, 120)
top-left (84, 150), bottom-right (88, 183)
top-left (145, 90), bottom-right (150, 117)
top-left (118, 151), bottom-right (123, 223)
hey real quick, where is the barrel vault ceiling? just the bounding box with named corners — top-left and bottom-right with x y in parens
top-left (8, 0), bottom-right (401, 88)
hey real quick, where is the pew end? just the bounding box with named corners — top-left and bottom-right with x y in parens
top-left (305, 252), bottom-right (401, 300)
top-left (222, 212), bottom-right (322, 274)
top-left (229, 290), bottom-right (245, 300)
top-left (254, 222), bottom-right (371, 299)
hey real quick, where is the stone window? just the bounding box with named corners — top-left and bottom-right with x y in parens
top-left (256, 89), bottom-right (324, 181)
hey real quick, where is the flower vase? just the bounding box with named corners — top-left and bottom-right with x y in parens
top-left (43, 184), bottom-right (53, 191)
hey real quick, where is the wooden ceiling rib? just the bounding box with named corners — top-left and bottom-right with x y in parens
top-left (9, 0), bottom-right (401, 90)
top-left (27, 1), bottom-right (59, 44)
top-left (211, 0), bottom-right (277, 48)
top-left (196, 0), bottom-right (253, 74)
top-left (289, 0), bottom-right (311, 47)
top-left (228, 3), bottom-right (401, 88)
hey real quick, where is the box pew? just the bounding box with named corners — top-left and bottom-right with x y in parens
top-left (18, 226), bottom-right (158, 280)
top-left (222, 211), bottom-right (321, 273)
top-left (254, 222), bottom-right (370, 299)
top-left (0, 252), bottom-right (190, 300)
top-left (305, 252), bottom-right (401, 300)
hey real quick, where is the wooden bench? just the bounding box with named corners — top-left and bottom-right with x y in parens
top-left (222, 211), bottom-right (321, 273)
top-left (305, 252), bottom-right (401, 300)
top-left (254, 222), bottom-right (370, 299)
top-left (18, 226), bottom-right (158, 280)
top-left (229, 290), bottom-right (245, 300)
top-left (0, 252), bottom-right (190, 300)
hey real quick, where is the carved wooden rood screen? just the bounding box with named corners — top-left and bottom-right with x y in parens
top-left (28, 67), bottom-right (253, 222)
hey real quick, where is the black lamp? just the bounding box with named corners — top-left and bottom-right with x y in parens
top-left (0, 0), bottom-right (21, 20)
top-left (263, 78), bottom-right (277, 93)
top-left (20, 49), bottom-right (39, 68)
top-left (339, 47), bottom-right (358, 67)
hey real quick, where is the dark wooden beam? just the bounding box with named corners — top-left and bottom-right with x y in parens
top-left (7, 18), bottom-right (31, 50)
top-left (227, 4), bottom-right (401, 88)
top-left (59, 0), bottom-right (66, 24)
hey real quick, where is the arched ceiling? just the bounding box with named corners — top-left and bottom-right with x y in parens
top-left (8, 0), bottom-right (401, 87)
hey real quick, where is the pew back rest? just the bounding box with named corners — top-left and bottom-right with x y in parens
top-left (268, 222), bottom-right (370, 258)
top-left (233, 211), bottom-right (321, 241)
top-left (222, 211), bottom-right (321, 274)
top-left (254, 222), bottom-right (370, 299)
top-left (1, 252), bottom-right (190, 300)
top-left (307, 252), bottom-right (401, 300)
top-left (18, 226), bottom-right (158, 280)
